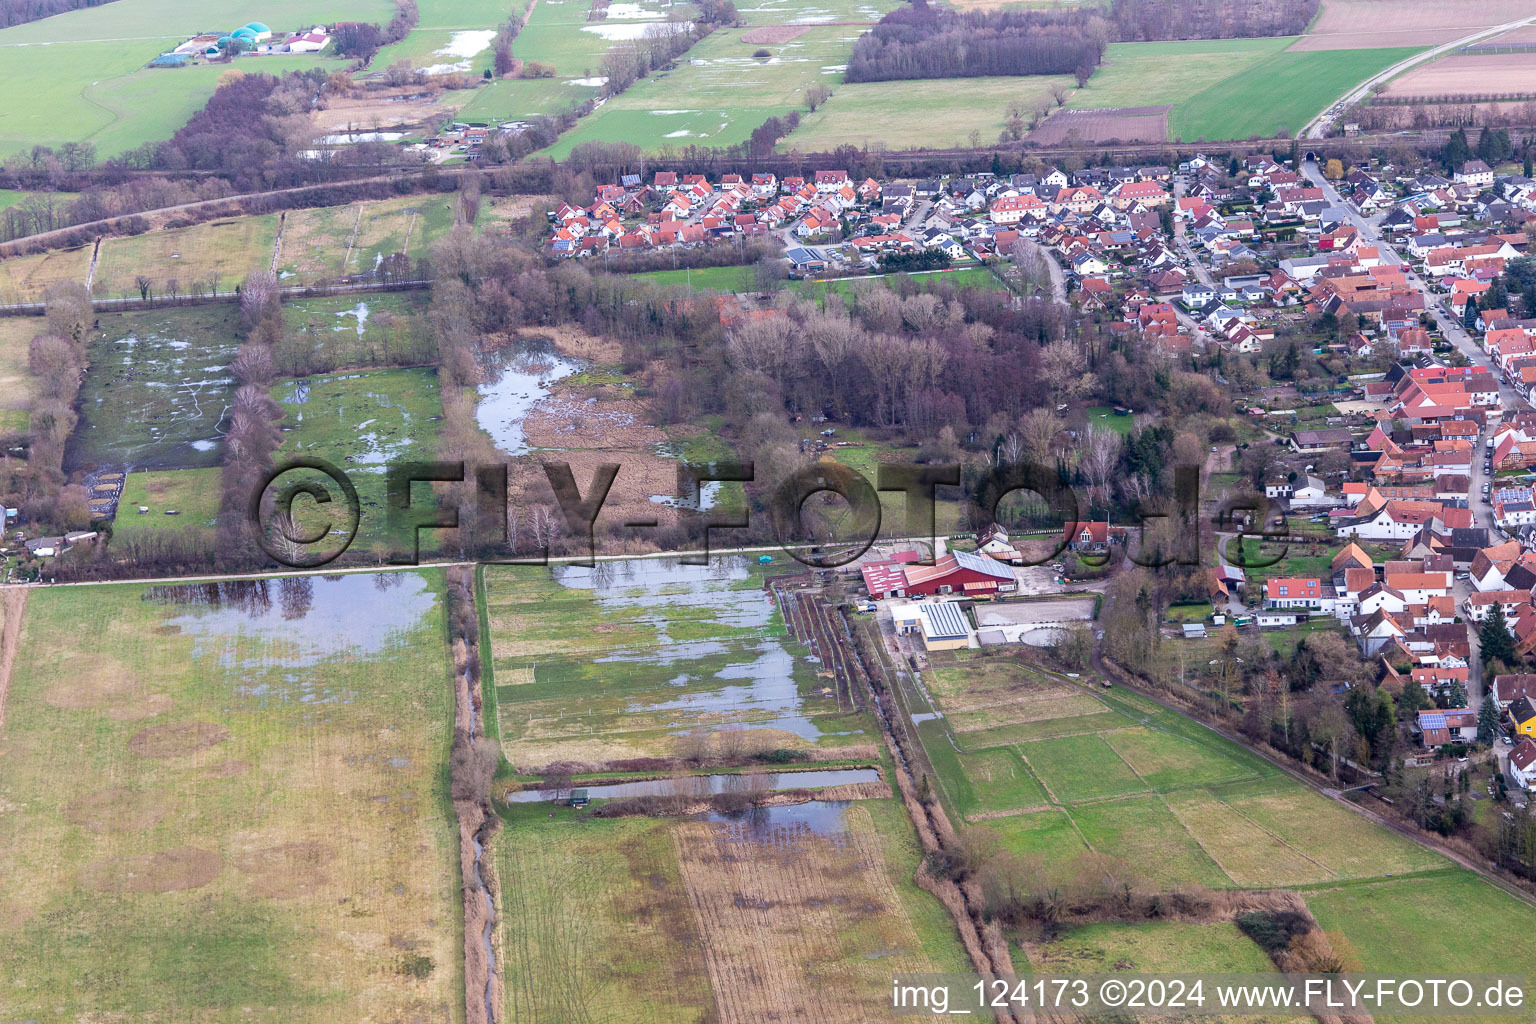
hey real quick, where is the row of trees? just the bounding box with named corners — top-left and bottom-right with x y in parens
top-left (1109, 0), bottom-right (1319, 41)
top-left (16, 285), bottom-right (94, 531)
top-left (217, 273), bottom-right (287, 561)
top-left (0, 0), bottom-right (118, 27)
top-left (331, 0), bottom-right (419, 63)
top-left (847, 1), bottom-right (1107, 83)
top-left (598, 21), bottom-right (711, 95)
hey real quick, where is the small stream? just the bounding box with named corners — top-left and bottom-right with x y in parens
top-left (465, 663), bottom-right (498, 1023)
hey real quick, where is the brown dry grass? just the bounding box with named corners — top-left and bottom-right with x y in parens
top-left (234, 840), bottom-right (336, 899)
top-left (63, 787), bottom-right (170, 833)
top-left (1383, 53), bottom-right (1536, 97)
top-left (673, 804), bottom-right (948, 1024)
top-left (0, 245), bottom-right (90, 303)
top-left (741, 25), bottom-right (809, 43)
top-left (1290, 0), bottom-right (1536, 50)
top-left (1028, 105), bottom-right (1170, 144)
top-left (127, 720), bottom-right (230, 758)
top-left (79, 845), bottom-right (223, 893)
top-left (0, 588), bottom-right (25, 730)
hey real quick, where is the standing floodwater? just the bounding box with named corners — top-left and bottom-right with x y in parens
top-left (474, 341), bottom-right (584, 455)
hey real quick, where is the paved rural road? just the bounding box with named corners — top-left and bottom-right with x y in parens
top-left (1303, 14), bottom-right (1536, 139)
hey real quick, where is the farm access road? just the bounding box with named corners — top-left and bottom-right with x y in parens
top-left (1303, 12), bottom-right (1536, 138)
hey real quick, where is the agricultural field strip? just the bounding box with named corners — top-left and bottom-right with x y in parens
top-left (931, 667), bottom-right (1450, 888)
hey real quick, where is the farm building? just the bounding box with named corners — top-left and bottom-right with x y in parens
top-left (901, 550), bottom-right (1016, 598)
top-left (862, 549), bottom-right (1014, 600)
top-left (917, 601), bottom-right (972, 651)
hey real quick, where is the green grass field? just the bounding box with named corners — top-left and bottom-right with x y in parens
top-left (278, 292), bottom-right (435, 374)
top-left (0, 316), bottom-right (38, 433)
top-left (0, 51), bottom-right (353, 159)
top-left (277, 196), bottom-right (460, 284)
top-left (455, 75), bottom-right (599, 122)
top-left (1030, 920), bottom-right (1280, 974)
top-left (1308, 871), bottom-right (1536, 988)
top-left (1170, 45), bottom-right (1422, 141)
top-left (1070, 37), bottom-right (1295, 111)
top-left (913, 654), bottom-right (1449, 895)
top-left (1020, 733), bottom-right (1147, 803)
top-left (0, 0), bottom-right (382, 155)
top-left (0, 572), bottom-right (462, 1022)
top-left (483, 557), bottom-right (876, 767)
top-left (93, 215), bottom-right (280, 299)
top-left (370, 0), bottom-right (529, 74)
top-left (784, 75), bottom-right (1074, 152)
top-left (270, 367), bottom-right (444, 557)
top-left (537, 1), bottom-right (902, 158)
top-left (1068, 37), bottom-right (1422, 141)
top-left (67, 306), bottom-right (243, 471)
top-left (114, 468), bottom-right (224, 539)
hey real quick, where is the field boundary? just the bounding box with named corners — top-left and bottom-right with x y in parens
top-left (474, 561), bottom-right (501, 745)
top-left (0, 587), bottom-right (26, 730)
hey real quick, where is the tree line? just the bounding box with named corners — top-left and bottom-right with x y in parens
top-left (846, 1), bottom-right (1108, 83)
top-left (0, 0), bottom-right (119, 28)
top-left (1109, 0), bottom-right (1319, 41)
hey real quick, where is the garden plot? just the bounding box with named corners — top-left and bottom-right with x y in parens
top-left (484, 557), bottom-right (877, 769)
top-left (66, 306), bottom-right (242, 471)
top-left (0, 572), bottom-right (461, 1023)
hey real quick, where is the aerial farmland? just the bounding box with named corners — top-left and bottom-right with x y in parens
top-left (5, 0), bottom-right (1536, 1017)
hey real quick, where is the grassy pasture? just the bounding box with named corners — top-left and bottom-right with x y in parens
top-left (784, 75), bottom-right (1075, 152)
top-left (1105, 725), bottom-right (1254, 790)
top-left (497, 797), bottom-right (969, 1022)
top-left (1070, 37), bottom-right (1295, 112)
top-left (1069, 795), bottom-right (1229, 888)
top-left (67, 306), bottom-right (243, 471)
top-left (0, 0), bottom-right (378, 155)
top-left (484, 558), bottom-right (876, 767)
top-left (0, 49), bottom-right (352, 159)
top-left (0, 244), bottom-right (90, 304)
top-left (914, 652), bottom-right (1449, 897)
top-left (455, 76), bottom-right (600, 122)
top-left (538, 14), bottom-right (900, 157)
top-left (1211, 777), bottom-right (1445, 878)
top-left (93, 216), bottom-right (280, 299)
top-left (0, 572), bottom-right (462, 1022)
top-left (114, 467), bottom-right (224, 539)
top-left (1019, 733), bottom-right (1146, 803)
top-left (1163, 789), bottom-right (1335, 887)
top-left (278, 292), bottom-right (434, 374)
top-left (1031, 920), bottom-right (1280, 974)
top-left (1068, 37), bottom-right (1422, 142)
top-left (270, 367), bottom-right (445, 556)
top-left (277, 196), bottom-right (460, 283)
top-left (0, 316), bottom-right (38, 433)
top-left (1307, 870), bottom-right (1536, 998)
